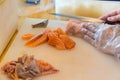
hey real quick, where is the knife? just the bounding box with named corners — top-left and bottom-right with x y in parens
top-left (49, 13), bottom-right (104, 23)
top-left (49, 13), bottom-right (120, 25)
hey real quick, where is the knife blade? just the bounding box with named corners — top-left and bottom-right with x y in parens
top-left (49, 13), bottom-right (120, 25)
top-left (49, 13), bottom-right (104, 23)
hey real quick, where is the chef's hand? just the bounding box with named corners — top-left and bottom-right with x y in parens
top-left (99, 9), bottom-right (120, 22)
top-left (79, 22), bottom-right (120, 59)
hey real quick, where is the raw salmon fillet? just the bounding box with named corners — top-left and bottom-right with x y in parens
top-left (22, 28), bottom-right (76, 50)
top-left (59, 34), bottom-right (76, 49)
top-left (48, 32), bottom-right (66, 50)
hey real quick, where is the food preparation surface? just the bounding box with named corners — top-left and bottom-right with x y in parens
top-left (0, 18), bottom-right (120, 80)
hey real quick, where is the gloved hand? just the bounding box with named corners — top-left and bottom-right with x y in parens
top-left (66, 19), bottom-right (120, 59)
top-left (99, 9), bottom-right (120, 23)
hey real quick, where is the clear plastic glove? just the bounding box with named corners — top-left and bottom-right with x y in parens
top-left (99, 9), bottom-right (120, 23)
top-left (66, 19), bottom-right (120, 59)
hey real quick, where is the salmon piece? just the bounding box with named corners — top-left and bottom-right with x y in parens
top-left (23, 28), bottom-right (76, 49)
top-left (25, 29), bottom-right (51, 47)
top-left (43, 28), bottom-right (52, 34)
top-left (25, 33), bottom-right (48, 47)
top-left (36, 60), bottom-right (59, 76)
top-left (59, 35), bottom-right (76, 49)
top-left (25, 32), bottom-right (43, 45)
top-left (48, 32), bottom-right (66, 50)
top-left (22, 33), bottom-right (34, 40)
top-left (54, 28), bottom-right (66, 35)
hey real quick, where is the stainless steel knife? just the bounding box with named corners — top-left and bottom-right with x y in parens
top-left (49, 13), bottom-right (104, 23)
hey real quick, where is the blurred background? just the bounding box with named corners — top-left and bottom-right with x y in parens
top-left (55, 0), bottom-right (120, 19)
top-left (10, 0), bottom-right (119, 19)
top-left (18, 0), bottom-right (120, 19)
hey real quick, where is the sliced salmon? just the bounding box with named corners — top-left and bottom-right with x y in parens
top-left (22, 33), bottom-right (34, 40)
top-left (36, 60), bottom-right (59, 76)
top-left (53, 27), bottom-right (66, 35)
top-left (48, 32), bottom-right (66, 50)
top-left (25, 32), bottom-right (43, 45)
top-left (25, 29), bottom-right (51, 47)
top-left (59, 35), bottom-right (76, 49)
top-left (25, 33), bottom-right (48, 47)
top-left (22, 28), bottom-right (76, 50)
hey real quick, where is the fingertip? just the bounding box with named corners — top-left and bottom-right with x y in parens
top-left (99, 13), bottom-right (111, 21)
top-left (107, 17), bottom-right (116, 22)
top-left (99, 16), bottom-right (106, 21)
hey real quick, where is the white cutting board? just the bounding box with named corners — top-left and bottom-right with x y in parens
top-left (1, 18), bottom-right (120, 80)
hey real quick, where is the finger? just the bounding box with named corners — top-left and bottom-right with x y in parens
top-left (83, 35), bottom-right (94, 45)
top-left (99, 13), bottom-right (117, 21)
top-left (99, 9), bottom-right (120, 20)
top-left (86, 23), bottom-right (98, 33)
top-left (80, 23), bottom-right (97, 33)
top-left (107, 14), bottom-right (120, 22)
top-left (81, 28), bottom-right (94, 39)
